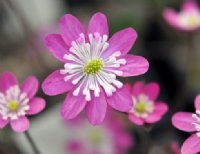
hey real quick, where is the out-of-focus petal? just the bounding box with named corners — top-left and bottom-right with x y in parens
top-left (143, 82), bottom-right (160, 100)
top-left (163, 9), bottom-right (179, 29)
top-left (0, 72), bottom-right (18, 93)
top-left (124, 83), bottom-right (132, 93)
top-left (26, 97), bottom-right (46, 115)
top-left (131, 81), bottom-right (144, 97)
top-left (128, 114), bottom-right (144, 125)
top-left (20, 76), bottom-right (39, 99)
top-left (182, 1), bottom-right (199, 12)
top-left (145, 102), bottom-right (168, 123)
top-left (10, 116), bottom-right (29, 133)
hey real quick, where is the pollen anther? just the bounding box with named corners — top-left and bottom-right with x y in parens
top-left (84, 59), bottom-right (104, 74)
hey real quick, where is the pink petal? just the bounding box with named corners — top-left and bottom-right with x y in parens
top-left (181, 134), bottom-right (200, 154)
top-left (45, 34), bottom-right (70, 62)
top-left (143, 82), bottom-right (160, 100)
top-left (88, 12), bottom-right (109, 36)
top-left (0, 72), bottom-right (18, 93)
top-left (86, 92), bottom-right (107, 125)
top-left (195, 94), bottom-right (200, 110)
top-left (145, 102), bottom-right (168, 123)
top-left (59, 14), bottom-right (85, 46)
top-left (42, 70), bottom-right (74, 96)
top-left (61, 91), bottom-right (87, 120)
top-left (118, 54), bottom-right (149, 77)
top-left (117, 132), bottom-right (133, 149)
top-left (0, 115), bottom-right (8, 128)
top-left (20, 76), bottom-right (39, 99)
top-left (128, 114), bottom-right (144, 126)
top-left (144, 114), bottom-right (161, 124)
top-left (106, 85), bottom-right (132, 112)
top-left (124, 83), bottom-right (132, 93)
top-left (26, 97), bottom-right (46, 115)
top-left (182, 1), bottom-right (199, 12)
top-left (66, 139), bottom-right (84, 153)
top-left (103, 28), bottom-right (137, 57)
top-left (163, 9), bottom-right (179, 29)
top-left (131, 81), bottom-right (144, 97)
top-left (172, 112), bottom-right (196, 132)
top-left (154, 102), bottom-right (168, 115)
top-left (10, 116), bottom-right (29, 133)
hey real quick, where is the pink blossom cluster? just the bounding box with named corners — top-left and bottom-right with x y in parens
top-left (1, 0), bottom-right (200, 153)
top-left (65, 111), bottom-right (133, 154)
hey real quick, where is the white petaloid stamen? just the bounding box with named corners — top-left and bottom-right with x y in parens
top-left (0, 85), bottom-right (29, 120)
top-left (61, 33), bottom-right (126, 101)
top-left (192, 110), bottom-right (200, 137)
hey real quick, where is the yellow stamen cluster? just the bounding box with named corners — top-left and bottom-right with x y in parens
top-left (89, 130), bottom-right (102, 144)
top-left (188, 16), bottom-right (198, 27)
top-left (84, 59), bottom-right (103, 74)
top-left (8, 101), bottom-right (19, 110)
top-left (135, 102), bottom-right (147, 113)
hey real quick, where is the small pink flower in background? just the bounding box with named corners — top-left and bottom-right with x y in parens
top-left (172, 94), bottom-right (200, 154)
top-left (42, 12), bottom-right (149, 125)
top-left (170, 142), bottom-right (181, 154)
top-left (0, 72), bottom-right (46, 133)
top-left (127, 82), bottom-right (168, 126)
top-left (163, 0), bottom-right (200, 31)
top-left (65, 111), bottom-right (133, 154)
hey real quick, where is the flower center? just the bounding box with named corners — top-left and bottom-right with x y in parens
top-left (135, 102), bottom-right (147, 113)
top-left (0, 85), bottom-right (30, 120)
top-left (8, 100), bottom-right (19, 110)
top-left (61, 33), bottom-right (125, 101)
top-left (188, 15), bottom-right (198, 27)
top-left (130, 94), bottom-right (154, 118)
top-left (89, 130), bottom-right (102, 144)
top-left (84, 59), bottom-right (103, 75)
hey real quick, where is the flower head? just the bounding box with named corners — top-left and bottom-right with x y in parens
top-left (0, 72), bottom-right (46, 132)
top-left (65, 111), bottom-right (133, 154)
top-left (172, 94), bottom-right (200, 154)
top-left (42, 12), bottom-right (149, 125)
top-left (127, 82), bottom-right (168, 126)
top-left (163, 0), bottom-right (200, 31)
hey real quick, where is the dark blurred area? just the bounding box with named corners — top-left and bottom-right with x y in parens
top-left (1, 0), bottom-right (200, 154)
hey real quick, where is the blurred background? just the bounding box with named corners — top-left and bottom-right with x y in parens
top-left (1, 0), bottom-right (200, 153)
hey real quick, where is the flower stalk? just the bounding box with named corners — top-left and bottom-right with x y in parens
top-left (24, 131), bottom-right (41, 154)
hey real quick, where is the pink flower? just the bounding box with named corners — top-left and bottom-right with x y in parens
top-left (172, 94), bottom-right (200, 154)
top-left (42, 12), bottom-right (149, 125)
top-left (0, 72), bottom-right (46, 133)
top-left (65, 111), bottom-right (133, 154)
top-left (163, 0), bottom-right (200, 31)
top-left (170, 142), bottom-right (181, 154)
top-left (127, 82), bottom-right (168, 126)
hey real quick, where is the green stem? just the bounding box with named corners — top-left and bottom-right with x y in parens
top-left (24, 131), bottom-right (41, 154)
